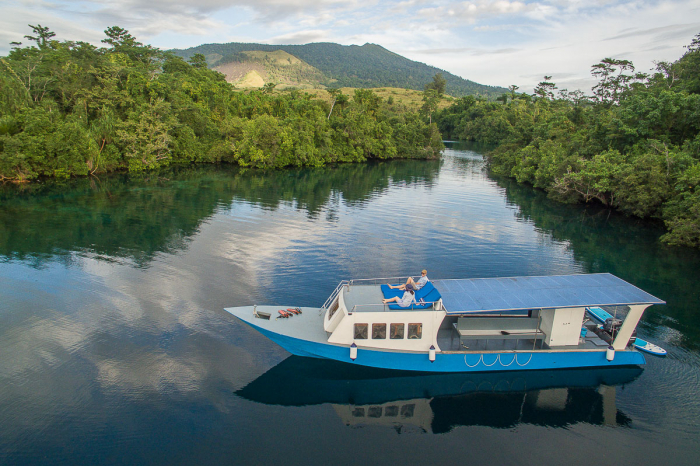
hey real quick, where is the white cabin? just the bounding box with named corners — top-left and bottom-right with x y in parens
top-left (320, 274), bottom-right (665, 354)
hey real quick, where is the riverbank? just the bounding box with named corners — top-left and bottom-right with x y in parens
top-left (435, 34), bottom-right (700, 248)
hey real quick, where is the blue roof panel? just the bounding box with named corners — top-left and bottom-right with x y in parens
top-left (433, 273), bottom-right (665, 314)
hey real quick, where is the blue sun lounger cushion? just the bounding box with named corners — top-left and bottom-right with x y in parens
top-left (415, 282), bottom-right (436, 300)
top-left (380, 284), bottom-right (404, 299)
top-left (381, 281), bottom-right (436, 300)
top-left (387, 285), bottom-right (442, 310)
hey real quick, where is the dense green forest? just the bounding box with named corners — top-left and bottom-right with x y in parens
top-left (172, 42), bottom-right (508, 98)
top-left (435, 34), bottom-right (700, 248)
top-left (0, 26), bottom-right (443, 181)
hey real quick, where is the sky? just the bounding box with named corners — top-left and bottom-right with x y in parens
top-left (2, 0), bottom-right (700, 93)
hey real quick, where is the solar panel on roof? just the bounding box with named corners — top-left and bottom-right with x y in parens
top-left (433, 273), bottom-right (664, 314)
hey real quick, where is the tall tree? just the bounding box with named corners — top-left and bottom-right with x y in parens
top-left (421, 89), bottom-right (439, 123)
top-left (102, 26), bottom-right (142, 49)
top-left (188, 53), bottom-right (208, 69)
top-left (678, 32), bottom-right (700, 93)
top-left (508, 84), bottom-right (519, 102)
top-left (24, 24), bottom-right (56, 49)
top-left (534, 76), bottom-right (557, 100)
top-left (327, 88), bottom-right (348, 119)
top-left (101, 26), bottom-right (156, 65)
top-left (425, 73), bottom-right (447, 97)
top-left (591, 58), bottom-right (636, 105)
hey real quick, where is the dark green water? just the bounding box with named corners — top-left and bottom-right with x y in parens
top-left (1, 142), bottom-right (699, 465)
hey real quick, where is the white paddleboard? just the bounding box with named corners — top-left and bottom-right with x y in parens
top-left (633, 338), bottom-right (667, 356)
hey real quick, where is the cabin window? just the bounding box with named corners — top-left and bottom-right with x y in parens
top-left (385, 406), bottom-right (399, 417)
top-left (372, 323), bottom-right (386, 339)
top-left (401, 404), bottom-right (415, 417)
top-left (368, 407), bottom-right (382, 418)
top-left (352, 407), bottom-right (365, 417)
top-left (408, 323), bottom-right (422, 339)
top-left (328, 297), bottom-right (340, 319)
top-left (354, 323), bottom-right (368, 339)
top-left (390, 323), bottom-right (404, 339)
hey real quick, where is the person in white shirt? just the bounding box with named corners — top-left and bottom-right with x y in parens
top-left (388, 270), bottom-right (429, 291)
top-left (383, 284), bottom-right (417, 307)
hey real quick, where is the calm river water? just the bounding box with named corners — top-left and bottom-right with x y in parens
top-left (1, 143), bottom-right (699, 465)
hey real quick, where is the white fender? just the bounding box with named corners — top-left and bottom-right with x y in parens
top-left (429, 345), bottom-right (436, 362)
top-left (350, 342), bottom-right (357, 360)
top-left (606, 346), bottom-right (615, 361)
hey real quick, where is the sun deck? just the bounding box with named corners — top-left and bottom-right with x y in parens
top-left (342, 284), bottom-right (436, 312)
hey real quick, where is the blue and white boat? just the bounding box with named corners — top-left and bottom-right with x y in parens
top-left (224, 273), bottom-right (665, 372)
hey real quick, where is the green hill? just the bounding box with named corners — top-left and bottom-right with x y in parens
top-left (171, 42), bottom-right (507, 98)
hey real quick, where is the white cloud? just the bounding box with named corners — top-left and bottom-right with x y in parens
top-left (268, 29), bottom-right (331, 44)
top-left (2, 0), bottom-right (699, 93)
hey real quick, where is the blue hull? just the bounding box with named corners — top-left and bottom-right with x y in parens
top-left (243, 319), bottom-right (646, 373)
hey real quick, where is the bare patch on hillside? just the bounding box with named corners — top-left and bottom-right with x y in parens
top-left (239, 70), bottom-right (266, 88)
top-left (242, 50), bottom-right (302, 66)
top-left (214, 62), bottom-right (267, 86)
top-left (214, 49), bottom-right (326, 89)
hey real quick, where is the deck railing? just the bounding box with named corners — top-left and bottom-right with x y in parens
top-left (347, 276), bottom-right (418, 287)
top-left (350, 301), bottom-right (440, 313)
top-left (321, 276), bottom-right (419, 311)
top-left (321, 277), bottom-right (432, 315)
top-left (321, 280), bottom-right (349, 313)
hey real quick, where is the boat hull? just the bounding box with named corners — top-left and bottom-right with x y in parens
top-left (233, 309), bottom-right (646, 373)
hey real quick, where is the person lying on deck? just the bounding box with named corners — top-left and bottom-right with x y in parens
top-left (388, 270), bottom-right (429, 290)
top-left (382, 284), bottom-right (417, 308)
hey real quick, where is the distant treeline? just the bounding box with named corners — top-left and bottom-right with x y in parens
top-left (172, 42), bottom-right (508, 98)
top-left (435, 33), bottom-right (700, 248)
top-left (0, 26), bottom-right (443, 181)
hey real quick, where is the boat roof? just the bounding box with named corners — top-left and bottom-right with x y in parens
top-left (433, 273), bottom-right (665, 315)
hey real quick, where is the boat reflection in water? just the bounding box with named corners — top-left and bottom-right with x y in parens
top-left (236, 357), bottom-right (641, 434)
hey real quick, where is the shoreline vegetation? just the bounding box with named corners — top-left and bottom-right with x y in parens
top-left (2, 26), bottom-right (699, 249)
top-left (0, 26), bottom-right (443, 183)
top-left (435, 33), bottom-right (700, 248)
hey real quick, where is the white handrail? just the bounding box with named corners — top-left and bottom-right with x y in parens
top-left (321, 280), bottom-right (349, 311)
top-left (321, 276), bottom-right (429, 314)
top-left (350, 301), bottom-right (440, 312)
top-left (348, 276), bottom-right (419, 286)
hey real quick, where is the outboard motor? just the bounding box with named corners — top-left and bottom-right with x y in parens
top-left (604, 317), bottom-right (637, 346)
top-left (604, 317), bottom-right (622, 334)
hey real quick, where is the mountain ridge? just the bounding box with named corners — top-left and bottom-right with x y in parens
top-left (171, 42), bottom-right (507, 98)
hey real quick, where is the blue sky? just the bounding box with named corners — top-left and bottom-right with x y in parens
top-left (2, 1), bottom-right (700, 92)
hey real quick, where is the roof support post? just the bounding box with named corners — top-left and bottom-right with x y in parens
top-left (612, 304), bottom-right (649, 350)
